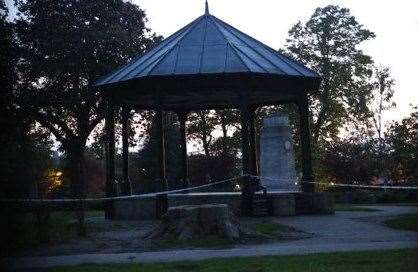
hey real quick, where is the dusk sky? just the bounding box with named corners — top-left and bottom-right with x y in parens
top-left (135, 0), bottom-right (418, 123)
top-left (5, 0), bottom-right (417, 123)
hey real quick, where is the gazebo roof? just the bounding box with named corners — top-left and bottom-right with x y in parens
top-left (96, 2), bottom-right (321, 110)
top-left (96, 6), bottom-right (318, 87)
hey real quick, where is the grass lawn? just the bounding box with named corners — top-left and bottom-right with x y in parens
top-left (252, 220), bottom-right (295, 235)
top-left (4, 210), bottom-right (105, 253)
top-left (335, 204), bottom-right (380, 212)
top-left (45, 249), bottom-right (418, 272)
top-left (158, 220), bottom-right (295, 249)
top-left (384, 213), bottom-right (418, 231)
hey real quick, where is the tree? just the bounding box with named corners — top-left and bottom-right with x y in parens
top-left (345, 66), bottom-right (395, 139)
top-left (188, 153), bottom-right (238, 188)
top-left (0, 0), bottom-right (16, 112)
top-left (0, 1), bottom-right (30, 197)
top-left (213, 109), bottom-right (240, 156)
top-left (385, 106), bottom-right (418, 183)
top-left (369, 67), bottom-right (395, 178)
top-left (370, 67), bottom-right (395, 148)
top-left (320, 138), bottom-right (378, 185)
top-left (285, 5), bottom-right (376, 147)
top-left (0, 0), bottom-right (15, 127)
top-left (133, 112), bottom-right (182, 192)
top-left (14, 0), bottom-right (161, 199)
top-left (0, 124), bottom-right (56, 198)
top-left (188, 110), bottom-right (218, 159)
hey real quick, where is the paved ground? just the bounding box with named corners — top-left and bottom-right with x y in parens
top-left (4, 205), bottom-right (418, 270)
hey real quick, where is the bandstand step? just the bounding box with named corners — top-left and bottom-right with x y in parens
top-left (252, 197), bottom-right (271, 217)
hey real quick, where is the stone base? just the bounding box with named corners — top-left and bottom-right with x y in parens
top-left (112, 192), bottom-right (334, 220)
top-left (295, 193), bottom-right (335, 215)
top-left (261, 179), bottom-right (298, 192)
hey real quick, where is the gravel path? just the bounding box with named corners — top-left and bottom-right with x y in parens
top-left (4, 205), bottom-right (418, 270)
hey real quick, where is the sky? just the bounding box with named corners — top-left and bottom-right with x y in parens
top-left (5, 0), bottom-right (417, 123)
top-left (4, 0), bottom-right (417, 152)
top-left (134, 0), bottom-right (418, 123)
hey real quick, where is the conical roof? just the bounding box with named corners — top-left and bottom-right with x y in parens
top-left (96, 6), bottom-right (319, 87)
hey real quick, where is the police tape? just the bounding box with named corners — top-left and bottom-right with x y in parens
top-left (0, 176), bottom-right (241, 203)
top-left (251, 175), bottom-right (418, 190)
top-left (1, 175), bottom-right (417, 204)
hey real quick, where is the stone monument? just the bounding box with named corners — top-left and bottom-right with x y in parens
top-left (260, 115), bottom-right (298, 191)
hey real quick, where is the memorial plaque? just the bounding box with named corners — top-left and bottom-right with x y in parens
top-left (260, 115), bottom-right (298, 191)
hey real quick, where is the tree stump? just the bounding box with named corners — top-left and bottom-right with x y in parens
top-left (144, 204), bottom-right (242, 241)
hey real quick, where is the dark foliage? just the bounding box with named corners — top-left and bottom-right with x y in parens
top-left (320, 139), bottom-right (379, 184)
top-left (0, 2), bottom-right (55, 198)
top-left (14, 0), bottom-right (161, 198)
top-left (132, 113), bottom-right (182, 193)
top-left (285, 5), bottom-right (376, 148)
top-left (188, 153), bottom-right (238, 190)
top-left (385, 107), bottom-right (418, 182)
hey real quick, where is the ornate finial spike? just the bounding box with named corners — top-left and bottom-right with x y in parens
top-left (205, 0), bottom-right (209, 15)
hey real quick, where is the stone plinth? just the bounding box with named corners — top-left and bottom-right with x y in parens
top-left (111, 192), bottom-right (334, 220)
top-left (112, 196), bottom-right (157, 220)
top-left (260, 115), bottom-right (298, 191)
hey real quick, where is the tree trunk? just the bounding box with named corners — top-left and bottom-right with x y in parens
top-left (199, 113), bottom-right (212, 159)
top-left (312, 71), bottom-right (331, 149)
top-left (220, 114), bottom-right (228, 156)
top-left (202, 136), bottom-right (211, 159)
top-left (67, 145), bottom-right (87, 237)
top-left (144, 204), bottom-right (242, 241)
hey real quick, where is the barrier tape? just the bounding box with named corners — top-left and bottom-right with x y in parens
top-left (1, 175), bottom-right (417, 204)
top-left (140, 176), bottom-right (239, 196)
top-left (0, 176), bottom-right (240, 203)
top-left (305, 181), bottom-right (418, 190)
top-left (252, 175), bottom-right (418, 190)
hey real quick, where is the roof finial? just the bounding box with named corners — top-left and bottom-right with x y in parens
top-left (205, 0), bottom-right (209, 15)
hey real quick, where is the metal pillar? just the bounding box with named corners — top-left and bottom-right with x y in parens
top-left (298, 94), bottom-right (314, 193)
top-left (240, 104), bottom-right (253, 216)
top-left (122, 107), bottom-right (131, 195)
top-left (248, 107), bottom-right (258, 175)
top-left (240, 105), bottom-right (251, 175)
top-left (105, 98), bottom-right (116, 219)
top-left (155, 108), bottom-right (168, 192)
top-left (177, 111), bottom-right (189, 188)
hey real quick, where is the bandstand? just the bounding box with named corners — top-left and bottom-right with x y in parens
top-left (96, 2), bottom-right (333, 219)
